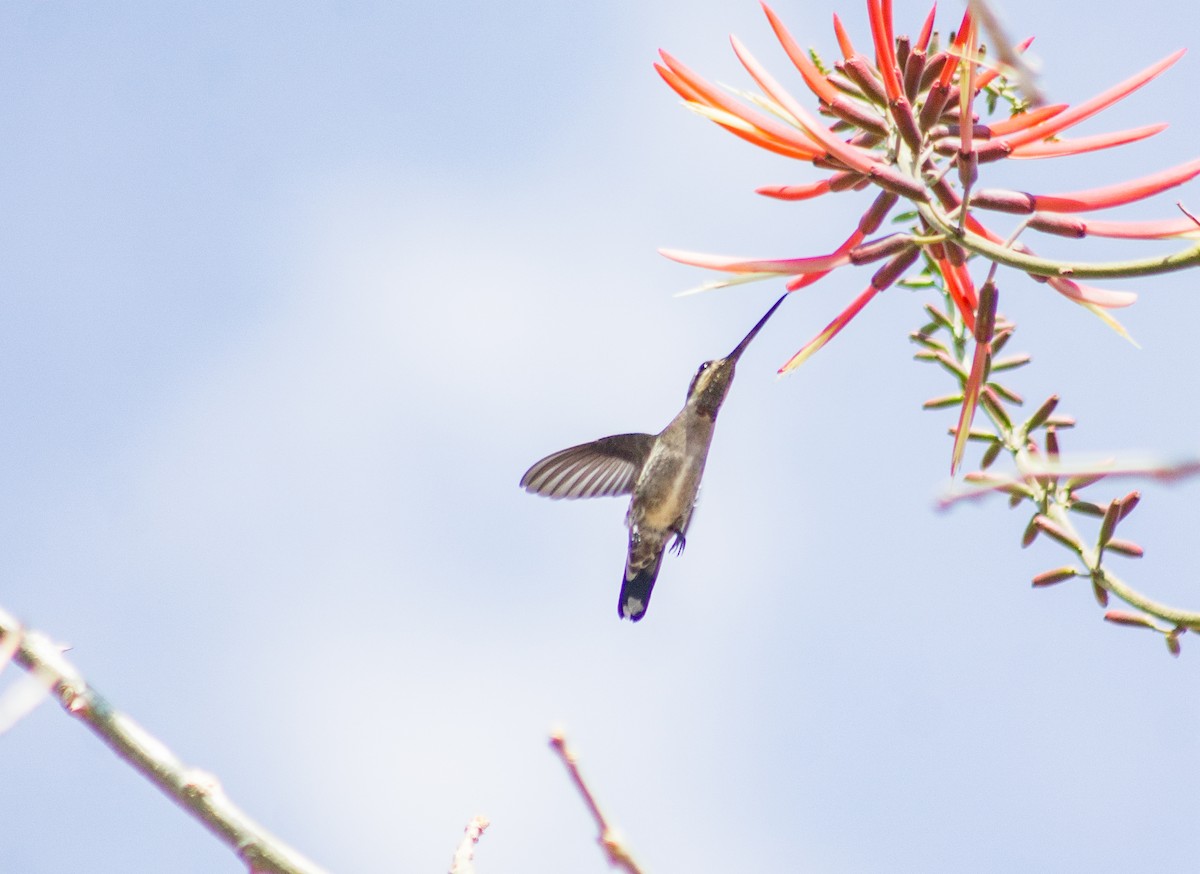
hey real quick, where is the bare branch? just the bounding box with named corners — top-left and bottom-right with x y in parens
top-left (549, 729), bottom-right (646, 874)
top-left (448, 815), bottom-right (490, 874)
top-left (0, 606), bottom-right (329, 874)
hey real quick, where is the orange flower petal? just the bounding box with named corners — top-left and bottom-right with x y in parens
top-left (915, 4), bottom-right (937, 52)
top-left (762, 3), bottom-right (842, 105)
top-left (866, 0), bottom-right (903, 100)
top-left (659, 51), bottom-right (825, 159)
top-left (831, 13), bottom-right (856, 59)
top-left (729, 36), bottom-right (928, 201)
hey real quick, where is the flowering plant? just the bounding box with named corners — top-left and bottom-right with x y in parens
top-left (659, 0), bottom-right (1200, 652)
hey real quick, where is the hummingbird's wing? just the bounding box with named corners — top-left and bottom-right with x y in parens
top-left (520, 433), bottom-right (655, 500)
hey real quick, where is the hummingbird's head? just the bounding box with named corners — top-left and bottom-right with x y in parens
top-left (686, 357), bottom-right (737, 417)
top-left (686, 293), bottom-right (788, 418)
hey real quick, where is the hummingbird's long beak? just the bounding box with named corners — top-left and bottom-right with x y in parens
top-left (726, 293), bottom-right (788, 363)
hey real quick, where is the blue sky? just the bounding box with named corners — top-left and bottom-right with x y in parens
top-left (2, 2), bottom-right (1199, 871)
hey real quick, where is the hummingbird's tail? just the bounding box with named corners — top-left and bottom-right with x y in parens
top-left (619, 532), bottom-right (666, 622)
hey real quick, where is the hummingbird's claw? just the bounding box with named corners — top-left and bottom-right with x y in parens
top-left (669, 532), bottom-right (686, 555)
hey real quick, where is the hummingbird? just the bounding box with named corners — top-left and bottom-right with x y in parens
top-left (520, 294), bottom-right (787, 621)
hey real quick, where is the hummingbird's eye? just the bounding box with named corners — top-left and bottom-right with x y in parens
top-left (697, 362), bottom-right (711, 374)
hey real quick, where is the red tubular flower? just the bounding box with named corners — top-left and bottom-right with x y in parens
top-left (659, 247), bottom-right (853, 277)
top-left (914, 5), bottom-right (935, 52)
top-left (970, 158), bottom-right (1200, 214)
top-left (763, 5), bottom-right (841, 105)
top-left (1008, 124), bottom-right (1166, 159)
top-left (866, 0), bottom-right (902, 100)
top-left (998, 50), bottom-right (1186, 152)
top-left (656, 51), bottom-right (825, 160)
top-left (658, 1), bottom-right (1200, 470)
top-left (984, 104), bottom-right (1068, 136)
top-left (831, 13), bottom-right (856, 59)
top-left (756, 178), bottom-right (837, 200)
top-left (1047, 217), bottom-right (1200, 240)
top-left (786, 227), bottom-right (867, 291)
top-left (777, 283), bottom-right (879, 373)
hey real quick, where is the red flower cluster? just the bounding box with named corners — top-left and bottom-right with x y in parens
top-left (658, 2), bottom-right (1200, 468)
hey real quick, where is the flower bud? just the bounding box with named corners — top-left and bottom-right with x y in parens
top-left (923, 394), bottom-right (964, 410)
top-left (1098, 501), bottom-right (1121, 546)
top-left (1027, 213), bottom-right (1087, 238)
top-left (979, 391), bottom-right (1012, 431)
top-left (974, 280), bottom-right (999, 343)
top-left (828, 97), bottom-right (890, 136)
top-left (891, 97), bottom-right (924, 154)
top-left (859, 191), bottom-right (900, 234)
top-left (841, 56), bottom-right (889, 105)
top-left (1104, 538), bottom-right (1144, 558)
top-left (1021, 516), bottom-right (1040, 547)
top-left (1025, 395), bottom-right (1061, 433)
top-left (1043, 416), bottom-right (1076, 429)
top-left (989, 328), bottom-right (1015, 356)
top-left (988, 382), bottom-right (1022, 405)
top-left (1103, 610), bottom-right (1156, 629)
top-left (1117, 491), bottom-right (1141, 521)
top-left (895, 35), bottom-right (912, 77)
top-left (1045, 429), bottom-right (1060, 459)
top-left (1032, 566), bottom-right (1079, 587)
top-left (903, 48), bottom-right (926, 102)
top-left (870, 246), bottom-right (922, 290)
top-left (918, 53), bottom-right (949, 92)
top-left (990, 353), bottom-right (1032, 372)
top-left (851, 233), bottom-right (916, 265)
top-left (922, 304), bottom-right (953, 331)
top-left (910, 331), bottom-right (946, 352)
top-left (969, 188), bottom-right (1035, 214)
top-left (1033, 515), bottom-right (1084, 553)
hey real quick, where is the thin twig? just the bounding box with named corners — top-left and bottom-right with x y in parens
top-left (549, 729), bottom-right (645, 874)
top-left (0, 622), bottom-right (56, 733)
top-left (448, 815), bottom-right (490, 874)
top-left (0, 606), bottom-right (329, 874)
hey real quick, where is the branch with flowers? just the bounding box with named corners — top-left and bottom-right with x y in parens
top-left (917, 264), bottom-right (1200, 655)
top-left (657, 0), bottom-right (1200, 651)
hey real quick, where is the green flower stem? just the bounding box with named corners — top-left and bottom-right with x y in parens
top-left (917, 201), bottom-right (1200, 280)
top-left (1040, 501), bottom-right (1200, 628)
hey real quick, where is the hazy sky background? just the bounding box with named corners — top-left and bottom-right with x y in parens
top-left (2, 2), bottom-right (1199, 871)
